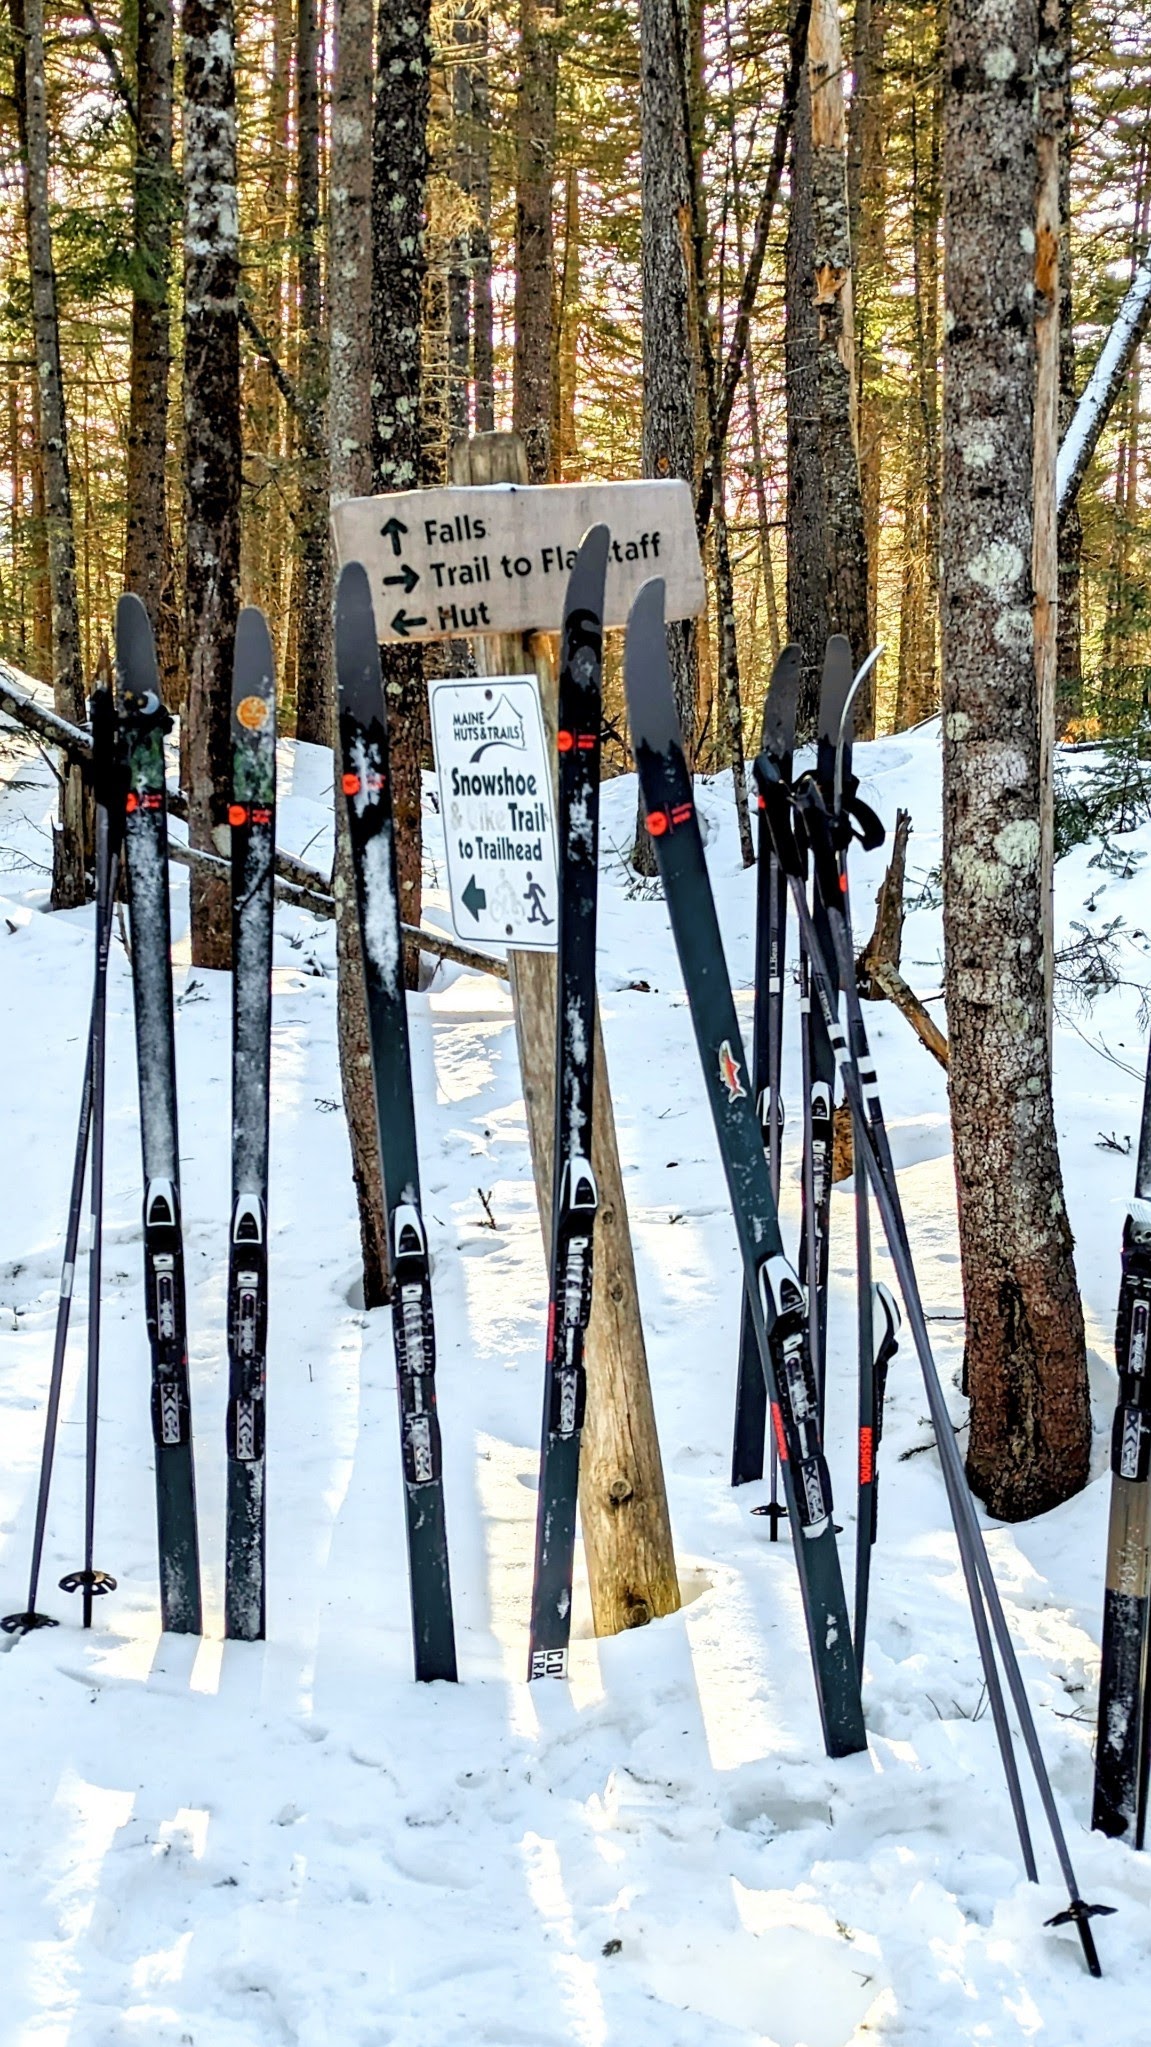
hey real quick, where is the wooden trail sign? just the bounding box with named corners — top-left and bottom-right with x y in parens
top-left (330, 479), bottom-right (705, 643)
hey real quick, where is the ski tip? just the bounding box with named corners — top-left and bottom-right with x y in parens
top-left (336, 557), bottom-right (375, 630)
top-left (335, 560), bottom-right (385, 727)
top-left (760, 642), bottom-right (802, 755)
top-left (114, 592), bottom-right (161, 703)
top-left (572, 522), bottom-right (611, 594)
top-left (624, 578), bottom-right (683, 756)
top-left (818, 635), bottom-right (855, 742)
top-left (233, 608), bottom-right (277, 737)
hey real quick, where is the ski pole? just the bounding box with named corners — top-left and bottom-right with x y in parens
top-left (1, 977), bottom-right (101, 1636)
top-left (59, 697), bottom-right (123, 1625)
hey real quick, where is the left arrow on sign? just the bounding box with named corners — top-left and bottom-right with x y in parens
top-left (462, 875), bottom-right (487, 921)
top-left (391, 608), bottom-right (428, 638)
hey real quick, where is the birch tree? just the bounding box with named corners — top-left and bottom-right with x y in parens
top-left (941, 0), bottom-right (1089, 1518)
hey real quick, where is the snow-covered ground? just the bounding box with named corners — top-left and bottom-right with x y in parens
top-left (1, 698), bottom-right (1150, 2045)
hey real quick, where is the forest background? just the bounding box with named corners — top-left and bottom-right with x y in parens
top-left (2, 0), bottom-right (1149, 765)
top-left (1, 0), bottom-right (1149, 1524)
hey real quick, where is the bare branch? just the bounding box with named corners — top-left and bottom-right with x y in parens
top-left (78, 0), bottom-right (137, 125)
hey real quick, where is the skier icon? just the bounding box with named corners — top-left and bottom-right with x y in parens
top-left (523, 872), bottom-right (552, 926)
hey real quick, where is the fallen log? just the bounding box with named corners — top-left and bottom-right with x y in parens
top-left (1, 667), bottom-right (506, 980)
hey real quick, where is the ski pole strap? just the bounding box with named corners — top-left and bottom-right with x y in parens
top-left (752, 751), bottom-right (805, 877)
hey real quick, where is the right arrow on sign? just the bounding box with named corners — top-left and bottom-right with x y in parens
top-left (462, 875), bottom-right (487, 921)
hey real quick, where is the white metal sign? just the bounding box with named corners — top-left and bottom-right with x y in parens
top-left (428, 674), bottom-right (558, 952)
top-left (331, 479), bottom-right (705, 643)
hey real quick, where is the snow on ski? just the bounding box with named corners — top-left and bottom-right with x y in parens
top-left (115, 594), bottom-right (202, 1636)
top-left (625, 577), bottom-right (866, 1759)
top-left (527, 524), bottom-right (609, 1681)
top-left (1093, 1028), bottom-right (1151, 1840)
top-left (336, 560), bottom-right (457, 1684)
top-left (224, 609), bottom-right (277, 1641)
top-left (731, 643), bottom-right (800, 1495)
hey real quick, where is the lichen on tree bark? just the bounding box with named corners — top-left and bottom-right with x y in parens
top-left (941, 0), bottom-right (1090, 1519)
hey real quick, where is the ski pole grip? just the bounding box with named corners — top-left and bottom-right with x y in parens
top-left (752, 753), bottom-right (803, 876)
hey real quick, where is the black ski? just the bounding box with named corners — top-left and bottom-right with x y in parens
top-left (115, 594), bottom-right (202, 1635)
top-left (337, 560), bottom-right (457, 1683)
top-left (800, 639), bottom-right (853, 1416)
top-left (819, 642), bottom-right (902, 1668)
top-left (224, 610), bottom-right (277, 1640)
top-left (1093, 1033), bottom-right (1151, 1840)
top-left (732, 644), bottom-right (800, 1496)
top-left (626, 579), bottom-right (865, 1759)
top-left (528, 525), bottom-right (609, 1681)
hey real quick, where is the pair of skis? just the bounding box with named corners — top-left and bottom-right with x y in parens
top-left (335, 530), bottom-right (607, 1685)
top-left (6, 599), bottom-right (277, 1641)
top-left (117, 597), bottom-right (277, 1641)
top-left (626, 589), bottom-right (866, 1759)
top-left (626, 578), bottom-right (1107, 1969)
top-left (731, 639), bottom-right (898, 1668)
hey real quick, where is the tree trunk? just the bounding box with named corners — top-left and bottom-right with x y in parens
top-left (811, 0), bottom-right (870, 726)
top-left (472, 10), bottom-right (495, 436)
top-left (785, 0), bottom-right (870, 736)
top-left (10, 0), bottom-right (87, 907)
top-left (1054, 0), bottom-right (1080, 732)
top-left (513, 0), bottom-right (559, 483)
top-left (372, 0), bottom-right (431, 972)
top-left (941, 0), bottom-right (1090, 1519)
top-left (124, 0), bottom-right (176, 673)
top-left (556, 162), bottom-right (580, 478)
top-left (331, 0), bottom-right (390, 1306)
top-left (294, 0), bottom-right (332, 743)
top-left (183, 0), bottom-right (241, 968)
top-left (1034, 0), bottom-right (1067, 1025)
top-left (847, 0), bottom-right (886, 655)
top-left (637, 0), bottom-right (699, 871)
top-left (447, 5), bottom-right (475, 447)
